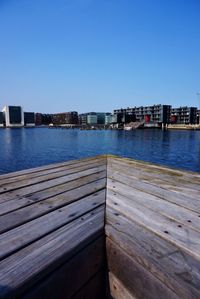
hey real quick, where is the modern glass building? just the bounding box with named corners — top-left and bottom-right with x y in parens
top-left (87, 113), bottom-right (98, 125)
top-left (0, 112), bottom-right (5, 127)
top-left (24, 112), bottom-right (35, 126)
top-left (2, 106), bottom-right (24, 127)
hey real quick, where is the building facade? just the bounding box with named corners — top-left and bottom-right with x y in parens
top-left (171, 107), bottom-right (197, 124)
top-left (87, 113), bottom-right (98, 125)
top-left (2, 106), bottom-right (24, 127)
top-left (79, 113), bottom-right (87, 125)
top-left (79, 112), bottom-right (112, 125)
top-left (0, 112), bottom-right (5, 127)
top-left (24, 112), bottom-right (35, 126)
top-left (114, 104), bottom-right (171, 124)
top-left (35, 113), bottom-right (42, 125)
top-left (197, 110), bottom-right (200, 124)
top-left (52, 111), bottom-right (78, 125)
top-left (105, 113), bottom-right (112, 125)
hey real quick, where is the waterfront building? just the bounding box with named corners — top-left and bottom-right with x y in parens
top-left (52, 111), bottom-right (78, 125)
top-left (0, 112), bottom-right (5, 127)
top-left (42, 114), bottom-right (53, 125)
top-left (96, 113), bottom-right (105, 124)
top-left (171, 106), bottom-right (197, 124)
top-left (197, 110), bottom-right (200, 124)
top-left (24, 112), bottom-right (35, 126)
top-left (79, 112), bottom-right (112, 125)
top-left (105, 113), bottom-right (112, 125)
top-left (110, 113), bottom-right (124, 124)
top-left (35, 113), bottom-right (43, 125)
top-left (97, 112), bottom-right (112, 125)
top-left (34, 113), bottom-right (53, 125)
top-left (112, 109), bottom-right (135, 124)
top-left (87, 112), bottom-right (98, 125)
top-left (65, 111), bottom-right (78, 124)
top-left (79, 113), bottom-right (87, 125)
top-left (134, 105), bottom-right (171, 124)
top-left (34, 114), bottom-right (52, 125)
top-left (111, 114), bottom-right (118, 124)
top-left (2, 106), bottom-right (24, 127)
top-left (114, 104), bottom-right (171, 124)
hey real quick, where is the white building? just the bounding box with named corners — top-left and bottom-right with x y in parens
top-left (2, 106), bottom-right (24, 127)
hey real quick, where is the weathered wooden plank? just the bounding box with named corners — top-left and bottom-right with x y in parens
top-left (0, 155), bottom-right (199, 299)
top-left (106, 191), bottom-right (200, 259)
top-left (0, 190), bottom-right (105, 260)
top-left (0, 159), bottom-right (106, 194)
top-left (0, 156), bottom-right (106, 186)
top-left (108, 171), bottom-right (200, 213)
top-left (108, 159), bottom-right (200, 194)
top-left (109, 272), bottom-right (137, 299)
top-left (0, 165), bottom-right (106, 205)
top-left (108, 159), bottom-right (200, 192)
top-left (20, 238), bottom-right (105, 299)
top-left (108, 166), bottom-right (200, 200)
top-left (106, 238), bottom-right (179, 299)
top-left (107, 179), bottom-right (200, 232)
top-left (0, 172), bottom-right (106, 217)
top-left (108, 156), bottom-right (200, 180)
top-left (0, 206), bottom-right (105, 298)
top-left (26, 169), bottom-right (105, 203)
top-left (0, 179), bottom-right (106, 233)
top-left (0, 155), bottom-right (106, 180)
top-left (106, 208), bottom-right (200, 299)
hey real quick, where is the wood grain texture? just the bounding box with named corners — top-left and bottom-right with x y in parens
top-left (106, 208), bottom-right (200, 299)
top-left (106, 238), bottom-right (179, 299)
top-left (108, 167), bottom-right (200, 201)
top-left (106, 190), bottom-right (200, 260)
top-left (0, 166), bottom-right (106, 207)
top-left (0, 179), bottom-right (106, 234)
top-left (0, 155), bottom-right (200, 299)
top-left (0, 157), bottom-right (106, 187)
top-left (0, 155), bottom-right (106, 181)
top-left (0, 190), bottom-right (106, 260)
top-left (107, 156), bottom-right (200, 180)
top-left (0, 206), bottom-right (105, 298)
top-left (107, 158), bottom-right (200, 202)
top-left (109, 272), bottom-right (137, 299)
top-left (21, 238), bottom-right (106, 299)
top-left (0, 159), bottom-right (106, 197)
top-left (107, 178), bottom-right (200, 232)
top-left (106, 156), bottom-right (200, 299)
top-left (108, 170), bottom-right (200, 212)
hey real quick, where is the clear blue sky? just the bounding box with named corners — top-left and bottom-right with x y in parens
top-left (0, 0), bottom-right (200, 113)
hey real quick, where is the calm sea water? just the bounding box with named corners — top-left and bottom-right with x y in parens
top-left (0, 127), bottom-right (200, 174)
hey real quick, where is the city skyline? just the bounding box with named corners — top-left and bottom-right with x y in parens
top-left (0, 0), bottom-right (200, 113)
top-left (1, 104), bottom-right (199, 127)
top-left (1, 102), bottom-right (199, 116)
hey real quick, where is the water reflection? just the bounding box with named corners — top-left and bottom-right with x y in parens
top-left (0, 128), bottom-right (199, 174)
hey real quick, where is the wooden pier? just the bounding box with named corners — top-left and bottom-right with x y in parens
top-left (0, 156), bottom-right (200, 298)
